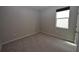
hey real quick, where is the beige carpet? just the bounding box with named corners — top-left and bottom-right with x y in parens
top-left (2, 33), bottom-right (76, 52)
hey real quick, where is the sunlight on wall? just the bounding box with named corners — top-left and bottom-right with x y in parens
top-left (65, 41), bottom-right (77, 46)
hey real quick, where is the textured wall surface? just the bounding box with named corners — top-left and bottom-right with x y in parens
top-left (0, 6), bottom-right (40, 43)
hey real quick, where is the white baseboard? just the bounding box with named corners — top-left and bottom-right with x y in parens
top-left (42, 32), bottom-right (64, 39)
top-left (1, 32), bottom-right (39, 45)
top-left (41, 32), bottom-right (73, 42)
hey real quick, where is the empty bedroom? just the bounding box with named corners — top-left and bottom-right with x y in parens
top-left (0, 6), bottom-right (79, 52)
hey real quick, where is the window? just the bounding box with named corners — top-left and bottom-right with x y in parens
top-left (56, 7), bottom-right (70, 29)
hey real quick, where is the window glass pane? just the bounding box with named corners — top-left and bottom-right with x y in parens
top-left (56, 10), bottom-right (70, 18)
top-left (56, 18), bottom-right (69, 29)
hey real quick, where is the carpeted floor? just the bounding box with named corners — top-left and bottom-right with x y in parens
top-left (2, 33), bottom-right (76, 52)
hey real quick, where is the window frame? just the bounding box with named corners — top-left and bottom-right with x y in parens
top-left (56, 7), bottom-right (70, 29)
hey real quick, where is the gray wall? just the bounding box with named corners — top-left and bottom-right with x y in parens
top-left (0, 6), bottom-right (78, 45)
top-left (0, 7), bottom-right (2, 44)
top-left (0, 6), bottom-right (40, 43)
top-left (76, 8), bottom-right (79, 51)
top-left (41, 6), bottom-right (78, 42)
